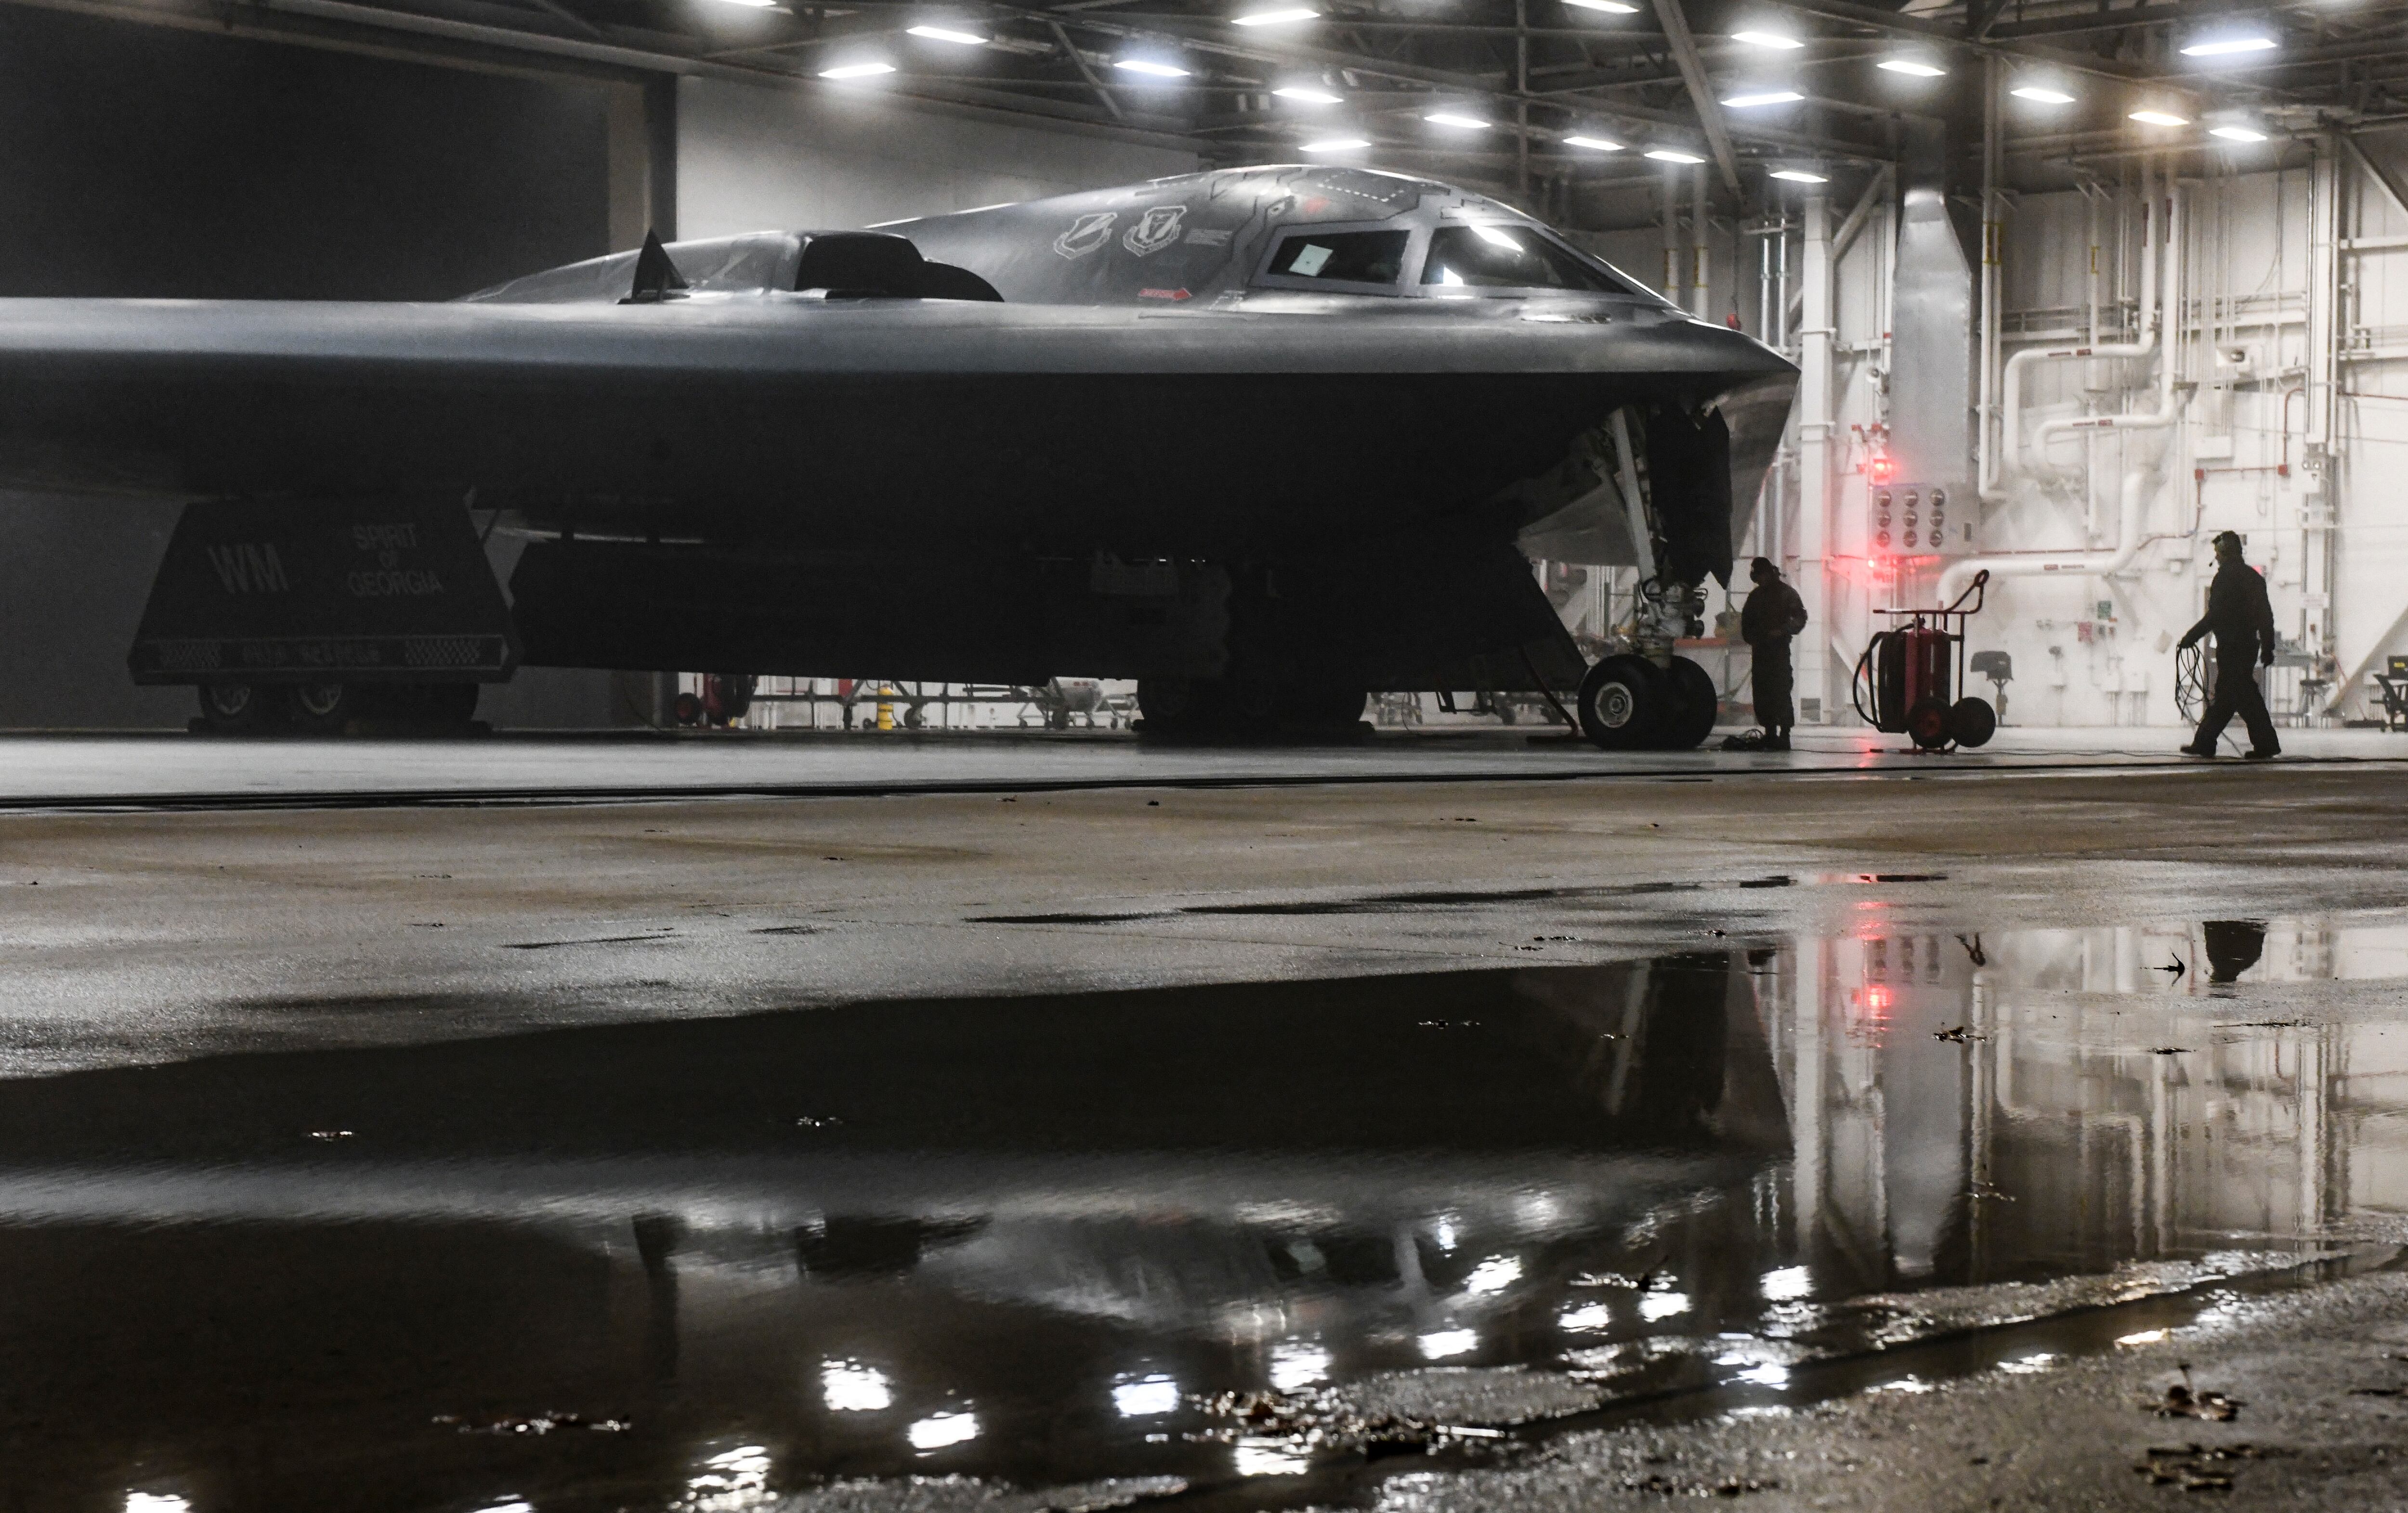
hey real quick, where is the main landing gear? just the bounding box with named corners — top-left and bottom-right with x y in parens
top-left (195, 681), bottom-right (482, 735)
top-left (1136, 674), bottom-right (1367, 742)
top-left (1575, 653), bottom-right (1719, 751)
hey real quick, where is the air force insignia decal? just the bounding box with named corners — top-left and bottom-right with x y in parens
top-left (1121, 204), bottom-right (1188, 257)
top-left (1053, 211), bottom-right (1118, 259)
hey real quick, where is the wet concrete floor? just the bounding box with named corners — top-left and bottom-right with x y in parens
top-left (5, 749), bottom-right (2408, 1510)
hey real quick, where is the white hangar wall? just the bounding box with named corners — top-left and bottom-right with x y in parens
top-left (1767, 143), bottom-right (2408, 730)
top-left (675, 76), bottom-right (1201, 239)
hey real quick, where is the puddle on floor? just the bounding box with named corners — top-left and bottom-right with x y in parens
top-left (6, 917), bottom-right (2408, 1512)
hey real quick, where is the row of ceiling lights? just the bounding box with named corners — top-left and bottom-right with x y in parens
top-left (798, 6), bottom-right (2290, 161)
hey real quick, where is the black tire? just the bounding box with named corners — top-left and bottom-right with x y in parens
top-left (196, 682), bottom-right (275, 734)
top-left (1136, 677), bottom-right (1200, 738)
top-left (1656, 656), bottom-right (1721, 750)
top-left (673, 691), bottom-right (703, 727)
top-left (1906, 695), bottom-right (1952, 750)
top-left (1281, 682), bottom-right (1366, 734)
top-left (1949, 696), bottom-right (1997, 749)
top-left (1577, 655), bottom-right (1663, 750)
top-left (287, 681), bottom-right (362, 734)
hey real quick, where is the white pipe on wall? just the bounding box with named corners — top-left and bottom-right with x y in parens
top-left (1979, 161), bottom-right (2161, 502)
top-left (1944, 170), bottom-right (2183, 603)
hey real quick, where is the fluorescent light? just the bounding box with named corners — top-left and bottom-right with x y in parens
top-left (2181, 33), bottom-right (2277, 56)
top-left (2129, 109), bottom-right (2190, 126)
top-left (2210, 124), bottom-right (2269, 142)
top-left (1301, 137), bottom-right (1368, 151)
top-left (1563, 0), bottom-right (1640, 10)
top-left (1877, 58), bottom-right (1947, 77)
top-left (907, 24), bottom-right (987, 43)
top-left (1425, 112), bottom-right (1492, 129)
top-left (1732, 29), bottom-right (1803, 48)
top-left (906, 1412), bottom-right (980, 1450)
top-left (1562, 134), bottom-right (1623, 150)
top-left (1646, 148), bottom-right (1705, 163)
top-left (2012, 84), bottom-right (2075, 104)
top-left (1274, 85), bottom-right (1342, 103)
top-left (1114, 58), bottom-right (1190, 77)
top-left (1233, 6), bottom-right (1316, 23)
top-left (1770, 168), bottom-right (1828, 183)
top-left (1723, 89), bottom-right (1804, 107)
top-left (711, 0), bottom-right (780, 8)
top-left (819, 61), bottom-right (895, 78)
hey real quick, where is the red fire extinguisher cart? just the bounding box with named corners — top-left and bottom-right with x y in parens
top-left (1850, 570), bottom-right (1998, 751)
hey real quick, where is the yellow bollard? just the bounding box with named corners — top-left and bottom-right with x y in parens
top-left (876, 687), bottom-right (895, 731)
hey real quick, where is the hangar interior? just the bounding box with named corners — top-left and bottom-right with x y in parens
top-left (6, 0), bottom-right (2406, 738)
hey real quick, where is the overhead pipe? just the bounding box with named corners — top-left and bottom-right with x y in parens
top-left (1977, 157), bottom-right (2161, 503)
top-left (1944, 166), bottom-right (2182, 603)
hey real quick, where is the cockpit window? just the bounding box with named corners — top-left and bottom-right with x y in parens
top-left (1265, 229), bottom-right (1411, 286)
top-left (1421, 224), bottom-right (1640, 295)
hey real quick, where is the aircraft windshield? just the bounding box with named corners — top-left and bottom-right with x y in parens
top-left (1265, 230), bottom-right (1411, 286)
top-left (1421, 224), bottom-right (1639, 295)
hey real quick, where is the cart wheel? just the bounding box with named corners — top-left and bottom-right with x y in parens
top-left (1948, 696), bottom-right (1997, 749)
top-left (288, 680), bottom-right (363, 734)
top-left (1577, 655), bottom-right (1664, 750)
top-left (197, 682), bottom-right (275, 734)
top-left (1906, 695), bottom-right (1952, 750)
top-left (1655, 656), bottom-right (1721, 750)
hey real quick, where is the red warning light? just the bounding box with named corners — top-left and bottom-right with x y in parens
top-left (1869, 454), bottom-right (1896, 486)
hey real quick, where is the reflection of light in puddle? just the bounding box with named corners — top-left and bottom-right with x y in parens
top-left (1269, 1342), bottom-right (1330, 1390)
top-left (684, 1446), bottom-right (772, 1509)
top-left (907, 1411), bottom-right (981, 1451)
top-left (1418, 1328), bottom-right (1479, 1359)
top-left (1729, 1363), bottom-right (1790, 1388)
top-left (1760, 1265), bottom-right (1812, 1302)
top-left (1998, 1353), bottom-right (2057, 1375)
top-left (1559, 1302), bottom-right (1613, 1332)
top-left (1866, 1377), bottom-right (1934, 1394)
top-left (821, 1358), bottom-right (893, 1411)
top-left (1464, 1256), bottom-right (1524, 1294)
top-left (2117, 1329), bottom-right (2170, 1346)
top-left (1639, 1290), bottom-right (1690, 1322)
top-left (126, 1498), bottom-right (193, 1513)
top-left (1234, 1439), bottom-right (1312, 1476)
top-left (1112, 1374), bottom-right (1180, 1417)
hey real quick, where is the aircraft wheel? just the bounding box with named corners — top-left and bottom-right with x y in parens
top-left (1136, 677), bottom-right (1200, 738)
top-left (288, 680), bottom-right (364, 734)
top-left (1948, 696), bottom-right (1996, 749)
top-left (1280, 681), bottom-right (1366, 736)
top-left (197, 682), bottom-right (276, 734)
top-left (1655, 656), bottom-right (1721, 750)
top-left (1577, 655), bottom-right (1663, 750)
top-left (1906, 695), bottom-right (1953, 750)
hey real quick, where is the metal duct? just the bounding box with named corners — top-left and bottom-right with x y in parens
top-left (1887, 120), bottom-right (1975, 497)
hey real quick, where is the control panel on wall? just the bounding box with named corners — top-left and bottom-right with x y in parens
top-left (1868, 482), bottom-right (1972, 556)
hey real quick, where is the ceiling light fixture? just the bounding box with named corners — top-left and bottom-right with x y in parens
top-left (2181, 31), bottom-right (2277, 57)
top-left (1562, 134), bottom-right (1623, 150)
top-left (1732, 29), bottom-right (1803, 48)
top-left (1646, 147), bottom-right (1705, 163)
top-left (906, 24), bottom-right (987, 43)
top-left (1274, 85), bottom-right (1343, 103)
top-left (2129, 108), bottom-right (2190, 126)
top-left (1425, 112), bottom-right (1492, 129)
top-left (1877, 58), bottom-right (1947, 77)
top-left (1301, 137), bottom-right (1369, 151)
top-left (820, 60), bottom-right (896, 77)
top-left (1770, 168), bottom-right (1828, 182)
top-left (1233, 7), bottom-right (1318, 24)
top-left (1722, 89), bottom-right (1804, 106)
top-left (2011, 84), bottom-right (2076, 104)
top-left (1114, 58), bottom-right (1191, 77)
top-left (1562, 0), bottom-right (1640, 11)
top-left (2209, 123), bottom-right (2268, 141)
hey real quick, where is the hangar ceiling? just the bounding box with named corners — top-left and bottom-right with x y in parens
top-left (11, 0), bottom-right (2407, 204)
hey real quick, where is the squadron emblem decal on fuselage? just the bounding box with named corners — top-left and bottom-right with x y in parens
top-left (1053, 212), bottom-right (1118, 259)
top-left (1121, 205), bottom-right (1189, 257)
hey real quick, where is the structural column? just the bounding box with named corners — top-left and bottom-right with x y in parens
top-left (1797, 193), bottom-right (1836, 721)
